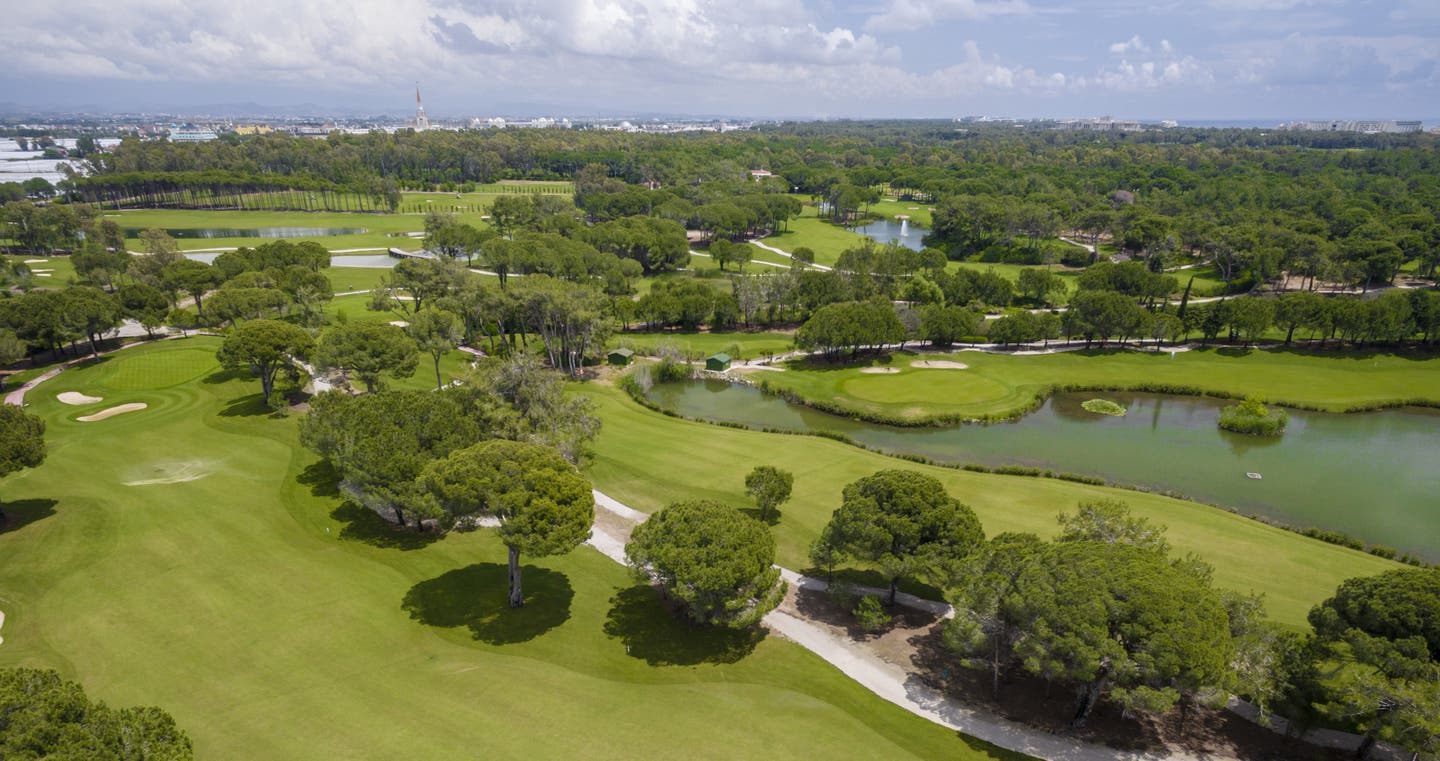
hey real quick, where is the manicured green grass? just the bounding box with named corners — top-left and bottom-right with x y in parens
top-left (0, 338), bottom-right (1022, 761)
top-left (869, 199), bottom-right (934, 228)
top-left (579, 382), bottom-right (1400, 628)
top-left (322, 264), bottom-right (396, 295)
top-left (111, 199), bottom-right (503, 253)
top-left (5, 254), bottom-right (77, 287)
top-left (1175, 264), bottom-right (1231, 297)
top-left (613, 330), bottom-right (795, 360)
top-left (763, 208), bottom-right (869, 266)
top-left (757, 346), bottom-right (1440, 422)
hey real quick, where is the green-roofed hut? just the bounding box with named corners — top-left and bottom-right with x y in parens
top-left (705, 353), bottom-right (732, 371)
top-left (607, 348), bottom-right (635, 366)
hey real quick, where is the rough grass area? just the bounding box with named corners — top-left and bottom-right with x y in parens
top-left (759, 347), bottom-right (1440, 423)
top-left (578, 382), bottom-right (1400, 629)
top-left (0, 338), bottom-right (1025, 761)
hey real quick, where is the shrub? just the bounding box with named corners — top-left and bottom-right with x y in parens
top-left (1218, 395), bottom-right (1288, 437)
top-left (853, 594), bottom-right (892, 632)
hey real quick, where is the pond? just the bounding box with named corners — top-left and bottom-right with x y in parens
top-left (183, 253), bottom-right (397, 268)
top-left (850, 217), bottom-right (928, 251)
top-left (123, 227), bottom-right (369, 239)
top-left (645, 380), bottom-right (1440, 561)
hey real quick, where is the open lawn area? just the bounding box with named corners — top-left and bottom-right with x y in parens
top-left (763, 207), bottom-right (869, 265)
top-left (756, 346), bottom-right (1440, 422)
top-left (5, 253), bottom-right (78, 287)
top-left (0, 338), bottom-right (1022, 761)
top-left (612, 329), bottom-right (795, 360)
top-left (869, 199), bottom-right (935, 228)
top-left (110, 201), bottom-right (501, 252)
top-left (578, 382), bottom-right (1400, 629)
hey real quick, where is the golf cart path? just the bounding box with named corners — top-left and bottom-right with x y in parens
top-left (586, 490), bottom-right (1228, 761)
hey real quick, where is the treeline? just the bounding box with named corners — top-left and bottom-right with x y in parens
top-left (78, 125), bottom-right (1440, 291)
top-left (68, 171), bottom-right (401, 212)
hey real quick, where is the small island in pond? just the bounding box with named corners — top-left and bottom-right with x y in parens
top-left (1219, 395), bottom-right (1289, 437)
top-left (1081, 398), bottom-right (1127, 417)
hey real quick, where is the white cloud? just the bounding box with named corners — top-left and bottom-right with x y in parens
top-left (1108, 35), bottom-right (1150, 55)
top-left (1081, 38), bottom-right (1212, 91)
top-left (863, 0), bottom-right (1032, 33)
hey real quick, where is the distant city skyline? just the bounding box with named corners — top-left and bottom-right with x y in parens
top-left (3, 0), bottom-right (1437, 120)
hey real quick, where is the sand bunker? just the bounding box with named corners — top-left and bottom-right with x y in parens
top-left (124, 459), bottom-right (216, 486)
top-left (0, 609), bottom-right (5, 647)
top-left (388, 320), bottom-right (410, 327)
top-left (859, 367), bottom-right (901, 374)
top-left (35, 273), bottom-right (52, 277)
top-left (57, 391), bottom-right (104, 405)
top-left (911, 360), bottom-right (969, 370)
top-left (24, 259), bottom-right (47, 264)
top-left (78, 403), bottom-right (147, 422)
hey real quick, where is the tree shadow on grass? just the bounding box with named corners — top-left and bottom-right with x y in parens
top-left (737, 506), bottom-right (781, 527)
top-left (297, 460), bottom-right (340, 498)
top-left (402, 564), bottom-right (573, 645)
top-left (202, 367), bottom-right (250, 385)
top-left (217, 393), bottom-right (272, 417)
top-left (330, 501), bottom-right (441, 551)
top-left (603, 585), bottom-right (765, 666)
top-left (0, 499), bottom-right (59, 534)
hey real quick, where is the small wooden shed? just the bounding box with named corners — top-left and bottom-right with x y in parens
top-left (607, 348), bottom-right (635, 366)
top-left (705, 353), bottom-right (732, 371)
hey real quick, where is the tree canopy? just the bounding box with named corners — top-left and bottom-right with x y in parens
top-left (424, 439), bottom-right (593, 607)
top-left (0, 404), bottom-right (46, 480)
top-left (627, 500), bottom-right (785, 628)
top-left (0, 667), bottom-right (193, 761)
top-left (813, 469), bottom-right (985, 604)
top-left (214, 319), bottom-right (314, 405)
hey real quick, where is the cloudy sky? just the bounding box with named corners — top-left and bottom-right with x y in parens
top-left (4, 0), bottom-right (1437, 120)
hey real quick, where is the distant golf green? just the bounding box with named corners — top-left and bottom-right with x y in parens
top-left (0, 338), bottom-right (1022, 761)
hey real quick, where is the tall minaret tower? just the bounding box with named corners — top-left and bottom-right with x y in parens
top-left (413, 85), bottom-right (430, 131)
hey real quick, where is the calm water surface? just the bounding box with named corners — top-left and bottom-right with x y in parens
top-left (850, 218), bottom-right (928, 251)
top-left (647, 380), bottom-right (1440, 560)
top-left (184, 253), bottom-right (396, 268)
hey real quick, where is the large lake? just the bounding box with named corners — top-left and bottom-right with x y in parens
top-left (184, 253), bottom-right (397, 268)
top-left (646, 380), bottom-right (1440, 561)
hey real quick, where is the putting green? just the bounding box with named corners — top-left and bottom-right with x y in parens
top-left (0, 338), bottom-right (1021, 761)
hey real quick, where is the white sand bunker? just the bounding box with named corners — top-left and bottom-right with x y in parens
top-left (860, 367), bottom-right (901, 374)
top-left (0, 609), bottom-right (6, 646)
top-left (911, 360), bottom-right (969, 370)
top-left (78, 403), bottom-right (147, 422)
top-left (732, 364), bottom-right (786, 373)
top-left (57, 391), bottom-right (104, 405)
top-left (388, 320), bottom-right (410, 327)
top-left (124, 459), bottom-right (216, 486)
top-left (24, 259), bottom-right (47, 264)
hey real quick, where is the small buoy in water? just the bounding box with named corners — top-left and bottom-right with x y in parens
top-left (1246, 472), bottom-right (1263, 480)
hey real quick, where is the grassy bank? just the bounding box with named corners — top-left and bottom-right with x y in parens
top-left (754, 346), bottom-right (1440, 423)
top-left (579, 381), bottom-right (1400, 629)
top-left (0, 338), bottom-right (1021, 761)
